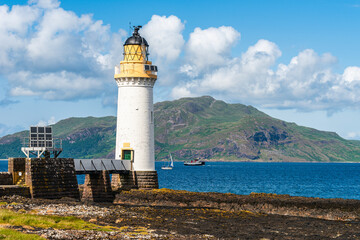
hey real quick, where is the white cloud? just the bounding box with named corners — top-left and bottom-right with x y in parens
top-left (171, 84), bottom-right (196, 99)
top-left (342, 66), bottom-right (360, 83)
top-left (9, 71), bottom-right (102, 100)
top-left (29, 0), bottom-right (60, 9)
top-left (0, 3), bottom-right (360, 113)
top-left (0, 1), bottom-right (122, 102)
top-left (241, 39), bottom-right (281, 72)
top-left (274, 49), bottom-right (337, 102)
top-left (36, 116), bottom-right (56, 127)
top-left (0, 4), bottom-right (39, 34)
top-left (172, 39), bottom-right (281, 101)
top-left (172, 39), bottom-right (360, 112)
top-left (0, 4), bottom-right (39, 71)
top-left (346, 131), bottom-right (360, 140)
top-left (141, 15), bottom-right (185, 86)
top-left (141, 15), bottom-right (185, 62)
top-left (182, 26), bottom-right (240, 77)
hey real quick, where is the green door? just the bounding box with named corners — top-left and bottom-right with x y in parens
top-left (123, 150), bottom-right (132, 160)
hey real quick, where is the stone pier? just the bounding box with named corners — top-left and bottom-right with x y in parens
top-left (25, 158), bottom-right (80, 200)
top-left (82, 171), bottom-right (114, 202)
top-left (1, 158), bottom-right (159, 202)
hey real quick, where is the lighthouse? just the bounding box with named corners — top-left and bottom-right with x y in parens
top-left (113, 26), bottom-right (158, 189)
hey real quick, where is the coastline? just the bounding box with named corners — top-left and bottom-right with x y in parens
top-left (1, 189), bottom-right (360, 239)
top-left (159, 160), bottom-right (360, 163)
top-left (1, 159), bottom-right (360, 163)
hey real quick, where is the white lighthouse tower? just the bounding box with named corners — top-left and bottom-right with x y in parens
top-left (113, 26), bottom-right (158, 189)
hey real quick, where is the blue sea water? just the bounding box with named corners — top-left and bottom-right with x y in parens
top-left (156, 162), bottom-right (360, 200)
top-left (1, 160), bottom-right (360, 200)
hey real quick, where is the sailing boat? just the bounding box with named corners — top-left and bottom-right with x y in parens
top-left (161, 153), bottom-right (174, 170)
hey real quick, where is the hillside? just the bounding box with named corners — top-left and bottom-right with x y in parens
top-left (1, 96), bottom-right (360, 162)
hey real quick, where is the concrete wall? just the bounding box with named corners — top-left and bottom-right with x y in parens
top-left (25, 158), bottom-right (80, 200)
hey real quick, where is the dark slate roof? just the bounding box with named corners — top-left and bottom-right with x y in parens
top-left (124, 26), bottom-right (149, 46)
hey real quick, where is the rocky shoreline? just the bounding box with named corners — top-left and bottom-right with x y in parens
top-left (1, 189), bottom-right (360, 239)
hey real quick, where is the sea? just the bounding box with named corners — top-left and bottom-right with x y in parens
top-left (1, 160), bottom-right (360, 200)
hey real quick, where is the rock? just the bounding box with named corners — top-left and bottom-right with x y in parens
top-left (23, 225), bottom-right (35, 230)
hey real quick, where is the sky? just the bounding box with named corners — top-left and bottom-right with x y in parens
top-left (0, 0), bottom-right (360, 140)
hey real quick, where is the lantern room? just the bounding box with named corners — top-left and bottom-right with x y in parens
top-left (114, 26), bottom-right (158, 79)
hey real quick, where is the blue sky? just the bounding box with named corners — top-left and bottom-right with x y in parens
top-left (1, 0), bottom-right (360, 140)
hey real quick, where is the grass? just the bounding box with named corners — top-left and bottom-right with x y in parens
top-left (0, 228), bottom-right (45, 240)
top-left (0, 209), bottom-right (117, 231)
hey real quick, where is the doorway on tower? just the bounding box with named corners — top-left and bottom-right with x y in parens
top-left (121, 148), bottom-right (134, 170)
top-left (122, 149), bottom-right (133, 160)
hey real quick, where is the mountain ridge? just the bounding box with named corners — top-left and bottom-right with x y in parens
top-left (1, 96), bottom-right (359, 162)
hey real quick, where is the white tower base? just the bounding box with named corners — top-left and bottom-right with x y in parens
top-left (115, 77), bottom-right (156, 172)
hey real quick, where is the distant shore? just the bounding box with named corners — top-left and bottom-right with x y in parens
top-left (1, 159), bottom-right (359, 163)
top-left (158, 159), bottom-right (360, 163)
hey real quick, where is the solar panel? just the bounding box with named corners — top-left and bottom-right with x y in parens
top-left (29, 126), bottom-right (53, 148)
top-left (22, 125), bottom-right (62, 158)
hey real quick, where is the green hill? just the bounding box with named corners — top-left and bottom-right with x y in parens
top-left (1, 96), bottom-right (360, 162)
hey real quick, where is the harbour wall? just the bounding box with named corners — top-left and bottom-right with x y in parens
top-left (0, 158), bottom-right (158, 202)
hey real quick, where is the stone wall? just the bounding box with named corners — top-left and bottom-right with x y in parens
top-left (112, 171), bottom-right (137, 191)
top-left (0, 173), bottom-right (12, 185)
top-left (25, 158), bottom-right (80, 200)
top-left (112, 170), bottom-right (158, 191)
top-left (134, 171), bottom-right (159, 190)
top-left (0, 185), bottom-right (30, 197)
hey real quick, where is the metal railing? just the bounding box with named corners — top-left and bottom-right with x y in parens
top-left (22, 137), bottom-right (62, 149)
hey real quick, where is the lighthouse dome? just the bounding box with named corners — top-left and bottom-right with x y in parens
top-left (124, 26), bottom-right (149, 46)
